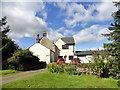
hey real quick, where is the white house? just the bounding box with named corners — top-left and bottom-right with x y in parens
top-left (55, 37), bottom-right (75, 63)
top-left (29, 32), bottom-right (59, 64)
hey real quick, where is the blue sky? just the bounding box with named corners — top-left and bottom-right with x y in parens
top-left (1, 0), bottom-right (118, 50)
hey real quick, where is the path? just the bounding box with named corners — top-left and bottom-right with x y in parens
top-left (1, 68), bottom-right (47, 85)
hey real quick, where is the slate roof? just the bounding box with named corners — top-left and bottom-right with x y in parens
top-left (75, 50), bottom-right (100, 56)
top-left (61, 37), bottom-right (75, 45)
top-left (40, 37), bottom-right (55, 52)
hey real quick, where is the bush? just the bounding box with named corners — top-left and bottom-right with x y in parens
top-left (39, 62), bottom-right (46, 69)
top-left (91, 54), bottom-right (110, 78)
top-left (47, 63), bottom-right (81, 75)
top-left (7, 50), bottom-right (41, 71)
top-left (47, 63), bottom-right (64, 73)
top-left (64, 65), bottom-right (76, 75)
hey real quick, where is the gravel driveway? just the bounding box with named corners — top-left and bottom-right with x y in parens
top-left (1, 68), bottom-right (47, 85)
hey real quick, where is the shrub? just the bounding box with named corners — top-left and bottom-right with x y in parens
top-left (64, 65), bottom-right (76, 75)
top-left (91, 54), bottom-right (110, 78)
top-left (7, 50), bottom-right (40, 71)
top-left (47, 63), bottom-right (64, 73)
top-left (47, 63), bottom-right (81, 75)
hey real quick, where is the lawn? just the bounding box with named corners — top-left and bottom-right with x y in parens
top-left (2, 71), bottom-right (119, 88)
top-left (0, 70), bottom-right (19, 76)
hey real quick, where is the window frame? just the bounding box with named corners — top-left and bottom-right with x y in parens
top-left (62, 45), bottom-right (69, 49)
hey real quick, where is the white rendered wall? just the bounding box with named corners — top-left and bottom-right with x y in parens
top-left (55, 39), bottom-right (74, 61)
top-left (29, 43), bottom-right (50, 64)
top-left (78, 55), bottom-right (93, 63)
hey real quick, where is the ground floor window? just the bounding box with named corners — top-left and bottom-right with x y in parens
top-left (69, 56), bottom-right (73, 60)
top-left (58, 56), bottom-right (63, 59)
top-left (64, 55), bottom-right (67, 60)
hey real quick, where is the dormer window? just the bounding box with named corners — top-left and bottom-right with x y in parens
top-left (62, 45), bottom-right (69, 49)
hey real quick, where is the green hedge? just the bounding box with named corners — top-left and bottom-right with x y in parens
top-left (7, 50), bottom-right (45, 71)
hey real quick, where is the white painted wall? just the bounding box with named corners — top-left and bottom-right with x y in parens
top-left (29, 43), bottom-right (50, 64)
top-left (55, 39), bottom-right (74, 62)
top-left (77, 55), bottom-right (93, 63)
top-left (55, 39), bottom-right (65, 50)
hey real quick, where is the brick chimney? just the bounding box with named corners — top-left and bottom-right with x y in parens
top-left (43, 31), bottom-right (46, 37)
top-left (36, 34), bottom-right (40, 43)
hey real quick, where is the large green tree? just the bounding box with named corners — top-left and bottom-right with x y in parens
top-left (0, 17), bottom-right (18, 69)
top-left (104, 2), bottom-right (120, 79)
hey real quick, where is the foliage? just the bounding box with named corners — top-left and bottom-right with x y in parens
top-left (7, 50), bottom-right (40, 71)
top-left (0, 17), bottom-right (18, 69)
top-left (3, 72), bottom-right (119, 88)
top-left (90, 51), bottom-right (111, 78)
top-left (47, 63), bottom-right (81, 75)
top-left (64, 65), bottom-right (80, 75)
top-left (47, 63), bottom-right (64, 73)
top-left (91, 53), bottom-right (110, 78)
top-left (103, 2), bottom-right (120, 79)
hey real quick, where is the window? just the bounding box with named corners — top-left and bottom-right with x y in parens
top-left (69, 56), bottom-right (73, 60)
top-left (64, 55), bottom-right (67, 59)
top-left (62, 45), bottom-right (69, 49)
top-left (58, 56), bottom-right (63, 59)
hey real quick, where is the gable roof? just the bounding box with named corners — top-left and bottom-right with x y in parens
top-left (61, 37), bottom-right (75, 45)
top-left (40, 37), bottom-right (55, 52)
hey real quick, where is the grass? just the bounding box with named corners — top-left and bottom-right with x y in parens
top-left (0, 70), bottom-right (19, 76)
top-left (2, 71), bottom-right (119, 88)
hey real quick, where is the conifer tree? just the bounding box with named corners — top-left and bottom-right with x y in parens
top-left (104, 2), bottom-right (120, 79)
top-left (0, 17), bottom-right (18, 69)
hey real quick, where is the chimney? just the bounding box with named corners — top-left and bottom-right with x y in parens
top-left (43, 31), bottom-right (46, 37)
top-left (36, 34), bottom-right (40, 43)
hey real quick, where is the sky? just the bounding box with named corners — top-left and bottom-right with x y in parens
top-left (1, 0), bottom-right (119, 51)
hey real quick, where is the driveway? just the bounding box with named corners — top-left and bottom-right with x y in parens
top-left (1, 68), bottom-right (47, 85)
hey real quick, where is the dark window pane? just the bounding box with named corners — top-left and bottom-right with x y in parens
top-left (69, 56), bottom-right (73, 60)
top-left (58, 56), bottom-right (63, 58)
top-left (62, 45), bottom-right (69, 49)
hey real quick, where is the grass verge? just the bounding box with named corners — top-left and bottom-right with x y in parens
top-left (0, 70), bottom-right (19, 76)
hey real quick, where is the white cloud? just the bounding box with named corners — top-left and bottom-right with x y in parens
top-left (73, 24), bottom-right (109, 43)
top-left (56, 27), bottom-right (75, 37)
top-left (1, 1), bottom-right (67, 44)
top-left (1, 1), bottom-right (48, 41)
top-left (55, 1), bottom-right (117, 28)
top-left (47, 28), bottom-right (63, 41)
top-left (1, 1), bottom-right (118, 48)
top-left (1, 1), bottom-right (62, 43)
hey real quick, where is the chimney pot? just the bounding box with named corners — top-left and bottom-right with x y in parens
top-left (36, 34), bottom-right (40, 43)
top-left (43, 31), bottom-right (46, 37)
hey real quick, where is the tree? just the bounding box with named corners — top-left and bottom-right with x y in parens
top-left (103, 2), bottom-right (120, 79)
top-left (0, 16), bottom-right (18, 69)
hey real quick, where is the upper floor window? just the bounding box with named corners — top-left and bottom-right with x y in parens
top-left (62, 45), bottom-right (69, 49)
